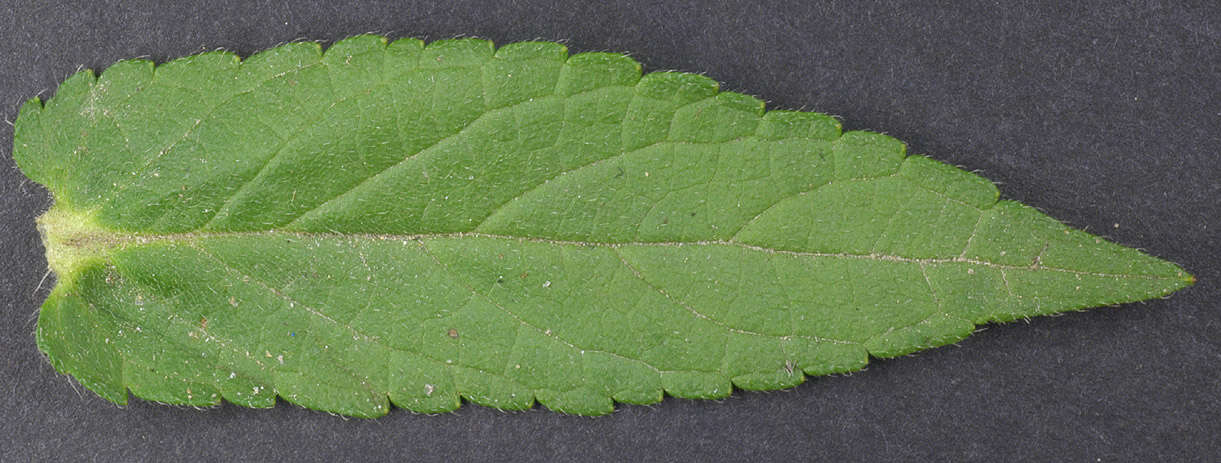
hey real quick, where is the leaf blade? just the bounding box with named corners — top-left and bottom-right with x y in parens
top-left (14, 35), bottom-right (1193, 417)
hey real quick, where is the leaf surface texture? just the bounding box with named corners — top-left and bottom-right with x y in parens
top-left (14, 36), bottom-right (1193, 416)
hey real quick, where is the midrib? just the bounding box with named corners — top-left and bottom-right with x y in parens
top-left (37, 204), bottom-right (1179, 283)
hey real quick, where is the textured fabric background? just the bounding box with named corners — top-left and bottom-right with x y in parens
top-left (1, 1), bottom-right (1216, 461)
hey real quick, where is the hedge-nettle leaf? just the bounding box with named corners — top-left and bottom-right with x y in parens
top-left (14, 35), bottom-right (1193, 417)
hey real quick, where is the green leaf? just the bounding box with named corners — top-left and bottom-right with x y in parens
top-left (14, 35), bottom-right (1193, 417)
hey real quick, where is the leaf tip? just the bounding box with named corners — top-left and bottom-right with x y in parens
top-left (1176, 267), bottom-right (1196, 288)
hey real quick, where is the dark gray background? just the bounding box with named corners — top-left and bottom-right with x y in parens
top-left (2, 1), bottom-right (1217, 461)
